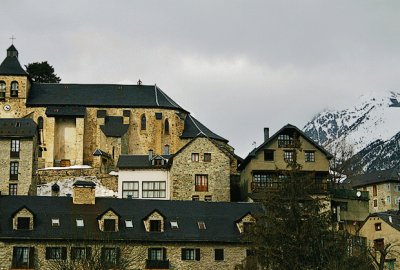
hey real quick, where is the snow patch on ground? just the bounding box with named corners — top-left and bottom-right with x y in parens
top-left (38, 165), bottom-right (92, 171)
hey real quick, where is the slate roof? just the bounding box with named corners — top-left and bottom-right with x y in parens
top-left (26, 83), bottom-right (185, 111)
top-left (344, 167), bottom-right (400, 188)
top-left (0, 45), bottom-right (28, 76)
top-left (45, 106), bottom-right (86, 117)
top-left (367, 211), bottom-right (400, 232)
top-left (0, 118), bottom-right (36, 138)
top-left (181, 114), bottom-right (228, 143)
top-left (117, 155), bottom-right (171, 169)
top-left (239, 124), bottom-right (333, 170)
top-left (100, 116), bottom-right (129, 137)
top-left (0, 196), bottom-right (262, 243)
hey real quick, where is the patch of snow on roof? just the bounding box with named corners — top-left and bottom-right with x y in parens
top-left (38, 165), bottom-right (92, 171)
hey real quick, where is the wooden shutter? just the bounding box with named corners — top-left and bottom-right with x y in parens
top-left (181, 249), bottom-right (185, 260)
top-left (71, 247), bottom-right (76, 260)
top-left (148, 248), bottom-right (151, 260)
top-left (61, 247), bottom-right (67, 260)
top-left (12, 247), bottom-right (17, 268)
top-left (86, 247), bottom-right (92, 259)
top-left (195, 248), bottom-right (200, 261)
top-left (29, 247), bottom-right (35, 268)
top-left (116, 247), bottom-right (120, 265)
top-left (101, 247), bottom-right (105, 263)
top-left (162, 248), bottom-right (167, 260)
top-left (45, 247), bottom-right (50, 260)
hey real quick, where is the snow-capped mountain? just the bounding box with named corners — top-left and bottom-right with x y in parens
top-left (303, 91), bottom-right (400, 173)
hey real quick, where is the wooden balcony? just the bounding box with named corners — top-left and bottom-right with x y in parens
top-left (251, 181), bottom-right (329, 195)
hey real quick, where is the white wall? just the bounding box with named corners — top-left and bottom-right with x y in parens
top-left (118, 169), bottom-right (170, 200)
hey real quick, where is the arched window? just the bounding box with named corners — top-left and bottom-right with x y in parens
top-left (0, 81), bottom-right (5, 101)
top-left (10, 81), bottom-right (19, 97)
top-left (164, 119), bottom-right (169, 134)
top-left (141, 114), bottom-right (146, 130)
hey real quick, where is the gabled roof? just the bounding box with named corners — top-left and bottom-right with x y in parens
top-left (344, 167), bottom-right (400, 188)
top-left (239, 124), bottom-right (333, 170)
top-left (0, 118), bottom-right (37, 138)
top-left (0, 45), bottom-right (28, 76)
top-left (26, 83), bottom-right (186, 111)
top-left (93, 149), bottom-right (111, 158)
top-left (97, 207), bottom-right (121, 220)
top-left (366, 211), bottom-right (400, 232)
top-left (142, 209), bottom-right (166, 220)
top-left (11, 205), bottom-right (35, 219)
top-left (117, 154), bottom-right (171, 169)
top-left (0, 196), bottom-right (262, 243)
top-left (181, 114), bottom-right (228, 143)
top-left (100, 116), bottom-right (129, 137)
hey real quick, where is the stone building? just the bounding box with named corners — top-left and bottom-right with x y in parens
top-left (239, 124), bottom-right (332, 201)
top-left (344, 167), bottom-right (400, 213)
top-left (0, 182), bottom-right (261, 270)
top-left (0, 44), bottom-right (235, 172)
top-left (117, 136), bottom-right (238, 202)
top-left (359, 211), bottom-right (400, 270)
top-left (0, 118), bottom-right (37, 196)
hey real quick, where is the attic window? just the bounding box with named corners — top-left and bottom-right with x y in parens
top-left (198, 221), bottom-right (206, 230)
top-left (76, 219), bottom-right (84, 227)
top-left (375, 223), bottom-right (382, 231)
top-left (150, 220), bottom-right (162, 232)
top-left (125, 220), bottom-right (133, 228)
top-left (17, 217), bottom-right (31, 230)
top-left (104, 219), bottom-right (116, 232)
top-left (170, 221), bottom-right (179, 229)
top-left (52, 218), bottom-right (60, 227)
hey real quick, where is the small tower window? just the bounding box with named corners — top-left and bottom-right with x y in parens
top-left (10, 81), bottom-right (19, 97)
top-left (163, 145), bottom-right (170, 155)
top-left (164, 119), bottom-right (169, 134)
top-left (141, 114), bottom-right (146, 130)
top-left (0, 81), bottom-right (5, 101)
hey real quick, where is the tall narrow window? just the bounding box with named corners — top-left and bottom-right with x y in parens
top-left (163, 145), bottom-right (170, 155)
top-left (11, 139), bottom-right (20, 158)
top-left (12, 247), bottom-right (34, 268)
top-left (10, 81), bottom-right (19, 97)
top-left (10, 161), bottom-right (19, 180)
top-left (164, 119), bottom-right (169, 134)
top-left (204, 153), bottom-right (211, 162)
top-left (9, 184), bottom-right (17, 195)
top-left (195, 175), bottom-right (208, 192)
top-left (0, 81), bottom-right (5, 101)
top-left (373, 185), bottom-right (377, 196)
top-left (141, 114), bottom-right (146, 130)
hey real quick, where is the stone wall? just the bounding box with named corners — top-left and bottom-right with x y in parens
top-left (0, 241), bottom-right (249, 270)
top-left (361, 183), bottom-right (400, 213)
top-left (170, 137), bottom-right (231, 202)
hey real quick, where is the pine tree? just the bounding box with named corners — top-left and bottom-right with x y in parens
top-left (25, 61), bottom-right (61, 83)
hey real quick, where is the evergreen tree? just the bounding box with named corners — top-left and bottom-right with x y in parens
top-left (25, 61), bottom-right (61, 83)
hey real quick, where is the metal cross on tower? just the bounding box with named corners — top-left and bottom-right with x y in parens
top-left (9, 35), bottom-right (16, 44)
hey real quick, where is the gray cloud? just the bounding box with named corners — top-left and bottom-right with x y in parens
top-left (1, 0), bottom-right (399, 156)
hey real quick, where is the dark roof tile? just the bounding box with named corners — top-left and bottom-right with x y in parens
top-left (0, 118), bottom-right (36, 138)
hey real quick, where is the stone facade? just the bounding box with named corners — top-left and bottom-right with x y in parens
top-left (170, 137), bottom-right (231, 201)
top-left (358, 182), bottom-right (400, 213)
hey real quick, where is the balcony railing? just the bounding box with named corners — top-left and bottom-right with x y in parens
top-left (10, 151), bottom-right (20, 158)
top-left (145, 259), bottom-right (170, 269)
top-left (251, 181), bottom-right (328, 194)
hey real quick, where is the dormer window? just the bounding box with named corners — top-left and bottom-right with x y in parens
top-left (52, 218), bottom-right (60, 227)
top-left (97, 209), bottom-right (120, 232)
top-left (76, 219), bottom-right (84, 227)
top-left (104, 219), bottom-right (116, 232)
top-left (144, 210), bottom-right (165, 232)
top-left (236, 213), bottom-right (256, 234)
top-left (17, 217), bottom-right (30, 230)
top-left (0, 81), bottom-right (5, 100)
top-left (10, 81), bottom-right (19, 97)
top-left (198, 221), bottom-right (206, 230)
top-left (170, 221), bottom-right (179, 229)
top-left (150, 220), bottom-right (162, 232)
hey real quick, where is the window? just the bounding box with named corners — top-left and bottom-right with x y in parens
top-left (142, 181), bottom-right (166, 198)
top-left (52, 218), bottom-right (60, 227)
top-left (192, 195), bottom-right (199, 201)
top-left (0, 81), bottom-right (5, 100)
top-left (264, 150), bottom-right (274, 161)
top-left (71, 247), bottom-right (90, 260)
top-left (150, 220), bottom-right (162, 232)
top-left (386, 183), bottom-right (391, 191)
top-left (305, 151), bottom-right (315, 162)
top-left (214, 249), bottom-right (224, 261)
top-left (386, 196), bottom-right (391, 204)
top-left (46, 247), bottom-right (66, 260)
top-left (164, 119), bottom-right (169, 134)
top-left (10, 161), bottom-right (19, 180)
top-left (102, 247), bottom-right (118, 266)
top-left (11, 139), bottom-right (20, 158)
top-left (374, 238), bottom-right (384, 250)
top-left (76, 219), bottom-right (84, 227)
top-left (17, 217), bottom-right (31, 230)
top-left (148, 248), bottom-right (165, 261)
top-left (283, 151), bottom-right (294, 162)
top-left (195, 175), bottom-right (208, 192)
top-left (396, 185), bottom-right (400, 192)
top-left (204, 153), bottom-right (211, 162)
top-left (170, 221), bottom-right (179, 229)
top-left (125, 220), bottom-right (133, 228)
top-left (9, 184), bottom-right (17, 195)
top-left (243, 222), bottom-right (254, 233)
top-left (373, 199), bottom-right (378, 208)
top-left (122, 181), bottom-right (139, 198)
top-left (181, 248), bottom-right (200, 261)
top-left (278, 134), bottom-right (294, 147)
top-left (10, 81), bottom-right (19, 97)
top-left (191, 153), bottom-right (199, 162)
top-left (141, 114), bottom-right (146, 130)
top-left (373, 185), bottom-right (377, 196)
top-left (12, 247), bottom-right (34, 269)
top-left (253, 174), bottom-right (273, 189)
top-left (204, 195), bottom-right (212, 201)
top-left (375, 223), bottom-right (382, 231)
top-left (163, 145), bottom-right (170, 155)
top-left (104, 219), bottom-right (116, 232)
top-left (198, 221), bottom-right (206, 230)
top-left (396, 197), bottom-right (400, 205)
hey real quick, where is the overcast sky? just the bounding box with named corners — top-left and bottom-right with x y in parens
top-left (1, 0), bottom-right (399, 157)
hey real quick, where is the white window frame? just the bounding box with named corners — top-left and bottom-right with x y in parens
top-left (122, 181), bottom-right (139, 198)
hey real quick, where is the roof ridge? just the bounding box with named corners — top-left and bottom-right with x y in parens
top-left (189, 115), bottom-right (206, 137)
top-left (154, 84), bottom-right (160, 106)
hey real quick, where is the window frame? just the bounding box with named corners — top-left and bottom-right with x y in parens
top-left (149, 220), bottom-right (162, 232)
top-left (9, 184), bottom-right (17, 195)
top-left (304, 151), bottom-right (315, 162)
top-left (10, 81), bottom-right (19, 97)
top-left (17, 217), bottom-right (31, 230)
top-left (204, 153), bottom-right (211, 162)
top-left (214, 248), bottom-right (224, 261)
top-left (46, 247), bottom-right (66, 260)
top-left (195, 174), bottom-right (208, 192)
top-left (12, 247), bottom-right (34, 269)
top-left (191, 153), bottom-right (199, 162)
top-left (181, 248), bottom-right (200, 261)
top-left (103, 219), bottom-right (116, 232)
top-left (263, 149), bottom-right (274, 161)
top-left (0, 81), bottom-right (5, 101)
top-left (10, 161), bottom-right (19, 180)
top-left (141, 114), bottom-right (146, 130)
top-left (142, 181), bottom-right (166, 198)
top-left (277, 134), bottom-right (294, 148)
top-left (375, 223), bottom-right (382, 231)
top-left (164, 119), bottom-right (170, 134)
top-left (148, 247), bottom-right (164, 261)
top-left (283, 150), bottom-right (294, 162)
top-left (71, 247), bottom-right (90, 260)
top-left (11, 139), bottom-right (20, 158)
top-left (122, 181), bottom-right (139, 198)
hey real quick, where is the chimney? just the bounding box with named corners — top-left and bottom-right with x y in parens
top-left (72, 180), bottom-right (96, 205)
top-left (264, 128), bottom-right (270, 142)
top-left (51, 183), bottom-right (60, 197)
